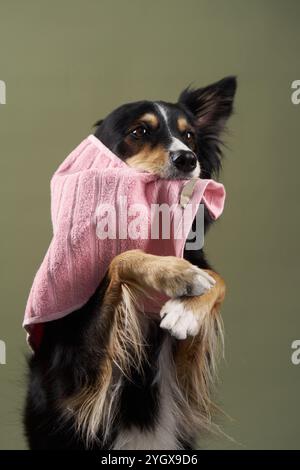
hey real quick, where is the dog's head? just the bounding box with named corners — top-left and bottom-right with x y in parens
top-left (94, 76), bottom-right (237, 179)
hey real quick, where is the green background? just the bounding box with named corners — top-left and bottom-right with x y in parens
top-left (0, 0), bottom-right (299, 450)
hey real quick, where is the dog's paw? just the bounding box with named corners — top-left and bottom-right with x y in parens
top-left (160, 299), bottom-right (202, 340)
top-left (159, 261), bottom-right (215, 298)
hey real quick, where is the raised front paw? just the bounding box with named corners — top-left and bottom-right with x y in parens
top-left (157, 260), bottom-right (215, 298)
top-left (160, 298), bottom-right (206, 340)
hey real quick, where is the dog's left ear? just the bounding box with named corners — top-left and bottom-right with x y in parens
top-left (178, 76), bottom-right (237, 132)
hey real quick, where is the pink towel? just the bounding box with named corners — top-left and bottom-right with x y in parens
top-left (24, 135), bottom-right (225, 349)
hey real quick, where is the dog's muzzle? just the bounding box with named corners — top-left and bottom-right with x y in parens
top-left (170, 150), bottom-right (197, 173)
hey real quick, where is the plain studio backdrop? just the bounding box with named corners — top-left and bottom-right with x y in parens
top-left (0, 0), bottom-right (299, 449)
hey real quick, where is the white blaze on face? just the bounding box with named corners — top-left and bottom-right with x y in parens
top-left (155, 103), bottom-right (190, 150)
top-left (156, 103), bottom-right (169, 124)
top-left (155, 103), bottom-right (200, 177)
top-left (169, 136), bottom-right (191, 153)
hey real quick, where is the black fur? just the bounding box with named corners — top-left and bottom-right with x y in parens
top-left (24, 77), bottom-right (237, 449)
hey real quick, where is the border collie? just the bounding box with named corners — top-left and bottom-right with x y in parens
top-left (24, 76), bottom-right (237, 450)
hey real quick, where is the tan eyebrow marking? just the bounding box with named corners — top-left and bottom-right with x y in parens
top-left (139, 113), bottom-right (159, 128)
top-left (177, 117), bottom-right (189, 132)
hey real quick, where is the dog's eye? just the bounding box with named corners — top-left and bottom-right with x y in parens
top-left (185, 130), bottom-right (194, 140)
top-left (131, 126), bottom-right (148, 139)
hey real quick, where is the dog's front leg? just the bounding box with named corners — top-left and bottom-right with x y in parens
top-left (157, 270), bottom-right (226, 431)
top-left (159, 270), bottom-right (225, 340)
top-left (108, 249), bottom-right (216, 300)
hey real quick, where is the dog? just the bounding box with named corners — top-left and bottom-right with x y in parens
top-left (24, 76), bottom-right (237, 450)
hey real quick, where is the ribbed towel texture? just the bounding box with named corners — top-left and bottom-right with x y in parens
top-left (24, 135), bottom-right (225, 349)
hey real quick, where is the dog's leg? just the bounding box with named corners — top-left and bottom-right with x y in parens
top-left (65, 254), bottom-right (219, 446)
top-left (64, 249), bottom-right (214, 444)
top-left (159, 270), bottom-right (226, 435)
top-left (106, 251), bottom-right (221, 379)
top-left (108, 249), bottom-right (216, 299)
top-left (160, 270), bottom-right (225, 340)
top-left (105, 251), bottom-right (219, 450)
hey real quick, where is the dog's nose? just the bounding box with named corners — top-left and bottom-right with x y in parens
top-left (170, 150), bottom-right (197, 173)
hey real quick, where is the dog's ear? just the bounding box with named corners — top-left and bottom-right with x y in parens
top-left (179, 77), bottom-right (237, 178)
top-left (94, 119), bottom-right (103, 128)
top-left (178, 76), bottom-right (237, 132)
